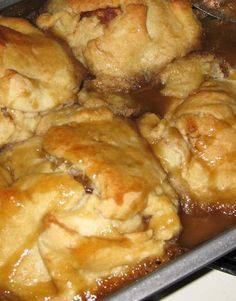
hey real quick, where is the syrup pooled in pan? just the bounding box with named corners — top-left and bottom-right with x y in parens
top-left (181, 19), bottom-right (236, 247)
top-left (130, 18), bottom-right (236, 248)
top-left (131, 83), bottom-right (174, 118)
top-left (180, 210), bottom-right (236, 248)
top-left (131, 86), bottom-right (236, 248)
top-left (202, 19), bottom-right (236, 67)
top-left (0, 2), bottom-right (236, 300)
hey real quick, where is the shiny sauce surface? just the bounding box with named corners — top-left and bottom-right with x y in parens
top-left (131, 84), bottom-right (174, 117)
top-left (130, 18), bottom-right (236, 248)
top-left (0, 2), bottom-right (236, 300)
top-left (202, 19), bottom-right (236, 67)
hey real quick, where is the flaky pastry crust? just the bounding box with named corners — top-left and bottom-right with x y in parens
top-left (37, 0), bottom-right (201, 92)
top-left (0, 17), bottom-right (85, 147)
top-left (0, 17), bottom-right (83, 112)
top-left (138, 77), bottom-right (236, 214)
top-left (0, 108), bottom-right (41, 146)
top-left (0, 108), bottom-right (181, 300)
top-left (36, 105), bottom-right (114, 135)
top-left (0, 136), bottom-right (54, 181)
top-left (160, 53), bottom-right (226, 99)
top-left (78, 85), bottom-right (141, 117)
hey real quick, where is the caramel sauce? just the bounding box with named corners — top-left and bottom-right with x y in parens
top-left (0, 283), bottom-right (56, 301)
top-left (0, 233), bottom-right (57, 301)
top-left (96, 257), bottom-right (163, 300)
top-left (90, 245), bottom-right (183, 300)
top-left (202, 19), bottom-right (236, 67)
top-left (130, 84), bottom-right (174, 118)
top-left (130, 18), bottom-right (236, 249)
top-left (131, 81), bottom-right (236, 247)
top-left (179, 210), bottom-right (236, 248)
top-left (0, 2), bottom-right (236, 300)
top-left (178, 18), bottom-right (236, 247)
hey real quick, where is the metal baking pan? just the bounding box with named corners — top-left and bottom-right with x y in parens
top-left (106, 226), bottom-right (236, 300)
top-left (0, 0), bottom-right (22, 10)
top-left (0, 0), bottom-right (235, 300)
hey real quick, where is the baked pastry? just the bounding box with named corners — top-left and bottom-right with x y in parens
top-left (138, 77), bottom-right (236, 215)
top-left (78, 85), bottom-right (141, 117)
top-left (0, 108), bottom-right (41, 146)
top-left (0, 17), bottom-right (84, 146)
top-left (37, 0), bottom-right (201, 92)
top-left (160, 54), bottom-right (226, 99)
top-left (0, 165), bottom-right (11, 188)
top-left (0, 17), bottom-right (82, 112)
top-left (36, 105), bottom-right (112, 135)
top-left (0, 136), bottom-right (54, 180)
top-left (0, 173), bottom-right (84, 300)
top-left (0, 108), bottom-right (181, 300)
top-left (37, 88), bottom-right (140, 131)
top-left (43, 108), bottom-right (180, 221)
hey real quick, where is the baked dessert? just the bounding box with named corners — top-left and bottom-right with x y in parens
top-left (0, 108), bottom-right (41, 147)
top-left (0, 108), bottom-right (181, 300)
top-left (138, 76), bottom-right (236, 215)
top-left (0, 136), bottom-right (54, 181)
top-left (0, 17), bottom-right (84, 146)
top-left (0, 165), bottom-right (11, 188)
top-left (36, 105), bottom-right (113, 135)
top-left (37, 0), bottom-right (201, 92)
top-left (1, 1), bottom-right (235, 300)
top-left (159, 53), bottom-right (226, 99)
top-left (78, 85), bottom-right (141, 117)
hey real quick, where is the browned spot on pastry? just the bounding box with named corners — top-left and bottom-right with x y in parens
top-left (1, 108), bottom-right (13, 121)
top-left (186, 117), bottom-right (198, 133)
top-left (81, 7), bottom-right (121, 25)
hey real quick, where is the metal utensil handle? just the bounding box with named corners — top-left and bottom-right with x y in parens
top-left (191, 0), bottom-right (236, 22)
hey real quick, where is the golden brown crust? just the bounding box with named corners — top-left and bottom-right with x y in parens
top-left (0, 108), bottom-right (181, 300)
top-left (0, 17), bottom-right (83, 112)
top-left (160, 53), bottom-right (226, 99)
top-left (43, 109), bottom-right (179, 219)
top-left (138, 77), bottom-right (236, 215)
top-left (0, 137), bottom-right (54, 181)
top-left (77, 85), bottom-right (141, 117)
top-left (0, 108), bottom-right (41, 146)
top-left (64, 0), bottom-right (122, 12)
top-left (0, 173), bottom-right (84, 300)
top-left (36, 105), bottom-right (114, 135)
top-left (0, 16), bottom-right (86, 148)
top-left (37, 0), bottom-right (201, 92)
